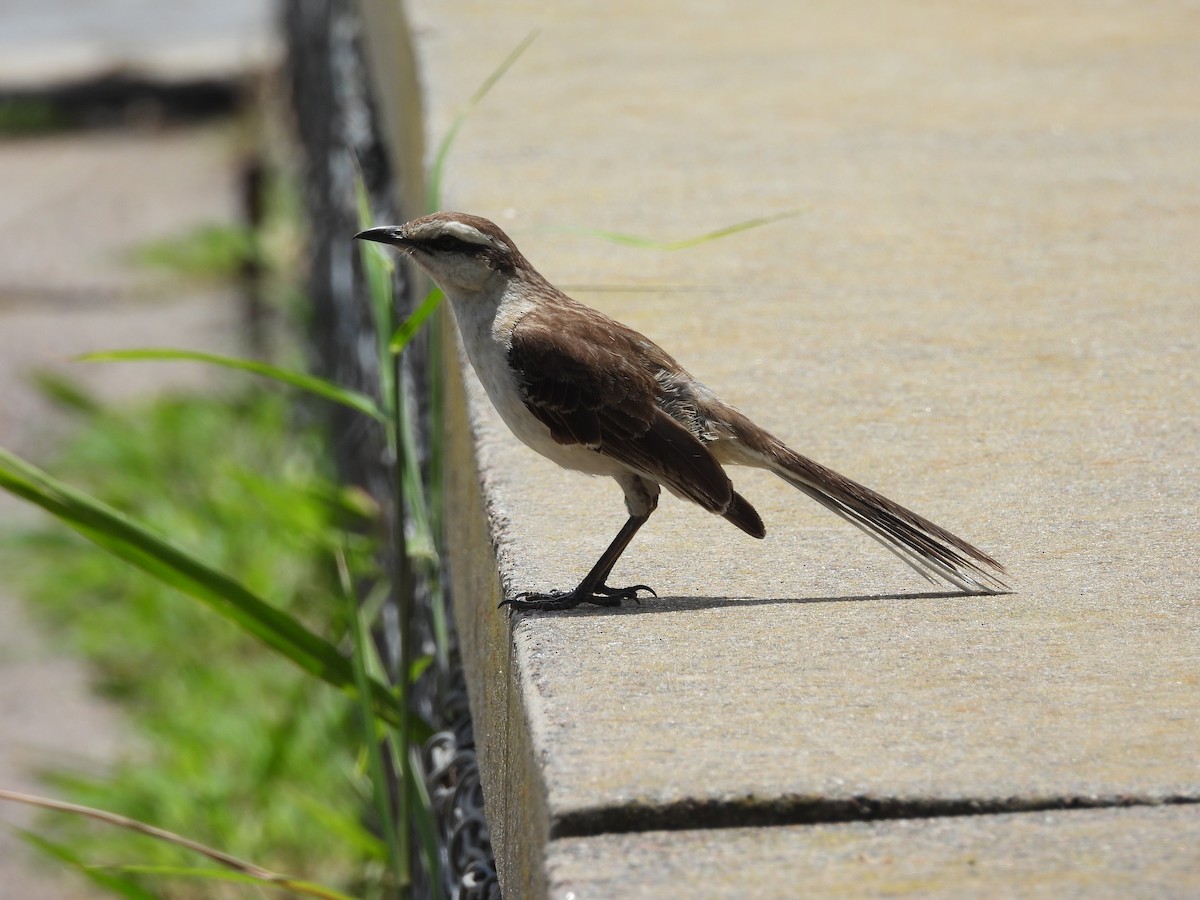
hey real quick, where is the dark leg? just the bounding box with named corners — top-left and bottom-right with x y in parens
top-left (502, 514), bottom-right (657, 612)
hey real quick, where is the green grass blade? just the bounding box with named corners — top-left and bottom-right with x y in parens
top-left (352, 161), bottom-right (396, 330)
top-left (428, 29), bottom-right (539, 211)
top-left (18, 832), bottom-right (159, 900)
top-left (352, 163), bottom-right (398, 425)
top-left (395, 370), bottom-right (434, 545)
top-left (552, 210), bottom-right (799, 251)
top-left (389, 287), bottom-right (445, 353)
top-left (338, 550), bottom-right (408, 891)
top-left (10, 793), bottom-right (359, 900)
top-left (0, 447), bottom-right (404, 728)
top-left (291, 794), bottom-right (389, 862)
top-left (31, 370), bottom-right (104, 416)
top-left (408, 742), bottom-right (442, 893)
top-left (78, 349), bottom-right (386, 424)
top-left (96, 867), bottom-right (359, 900)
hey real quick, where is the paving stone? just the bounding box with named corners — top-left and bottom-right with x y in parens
top-left (547, 806), bottom-right (1200, 899)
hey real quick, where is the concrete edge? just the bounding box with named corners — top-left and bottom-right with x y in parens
top-left (442, 329), bottom-right (551, 897)
top-left (359, 4), bottom-right (549, 891)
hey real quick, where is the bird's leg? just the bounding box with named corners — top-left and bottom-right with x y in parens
top-left (579, 514), bottom-right (658, 602)
top-left (503, 514), bottom-right (657, 611)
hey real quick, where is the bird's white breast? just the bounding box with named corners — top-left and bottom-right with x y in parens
top-left (444, 285), bottom-right (626, 479)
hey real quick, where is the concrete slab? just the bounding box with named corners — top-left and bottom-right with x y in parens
top-left (547, 805), bottom-right (1200, 899)
top-left (392, 0), bottom-right (1200, 893)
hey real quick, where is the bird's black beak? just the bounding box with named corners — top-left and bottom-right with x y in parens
top-left (354, 226), bottom-right (409, 246)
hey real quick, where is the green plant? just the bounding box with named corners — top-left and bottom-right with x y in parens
top-left (0, 387), bottom-right (391, 897)
top-left (0, 99), bottom-right (67, 135)
top-left (4, 789), bottom-right (359, 900)
top-left (127, 223), bottom-right (258, 280)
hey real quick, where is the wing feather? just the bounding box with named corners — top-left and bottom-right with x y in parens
top-left (508, 299), bottom-right (736, 517)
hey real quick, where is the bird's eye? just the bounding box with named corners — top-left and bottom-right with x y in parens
top-left (430, 234), bottom-right (470, 253)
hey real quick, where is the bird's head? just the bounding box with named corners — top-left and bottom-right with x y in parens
top-left (355, 211), bottom-right (526, 298)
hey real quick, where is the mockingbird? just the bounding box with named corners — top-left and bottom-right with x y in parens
top-left (356, 212), bottom-right (1007, 610)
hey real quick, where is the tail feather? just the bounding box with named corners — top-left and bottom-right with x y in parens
top-left (721, 412), bottom-right (1008, 593)
top-left (775, 448), bottom-right (1008, 593)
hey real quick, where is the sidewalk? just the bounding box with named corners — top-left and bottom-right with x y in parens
top-left (384, 0), bottom-right (1200, 895)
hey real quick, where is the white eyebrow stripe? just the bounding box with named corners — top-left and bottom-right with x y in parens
top-left (439, 220), bottom-right (508, 251)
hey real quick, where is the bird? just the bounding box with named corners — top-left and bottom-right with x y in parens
top-left (355, 212), bottom-right (1007, 610)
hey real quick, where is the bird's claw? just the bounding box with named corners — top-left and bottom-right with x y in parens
top-left (593, 583), bottom-right (655, 605)
top-left (499, 583), bottom-right (656, 612)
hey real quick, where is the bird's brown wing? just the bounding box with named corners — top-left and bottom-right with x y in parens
top-left (507, 299), bottom-right (738, 518)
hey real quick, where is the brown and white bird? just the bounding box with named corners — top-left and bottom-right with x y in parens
top-left (356, 212), bottom-right (1007, 610)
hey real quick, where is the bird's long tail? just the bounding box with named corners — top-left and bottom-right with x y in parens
top-left (722, 413), bottom-right (1008, 594)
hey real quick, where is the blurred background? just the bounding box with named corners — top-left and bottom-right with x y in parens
top-left (0, 2), bottom-right (388, 898)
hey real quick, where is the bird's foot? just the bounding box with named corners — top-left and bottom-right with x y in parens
top-left (501, 583), bottom-right (656, 612)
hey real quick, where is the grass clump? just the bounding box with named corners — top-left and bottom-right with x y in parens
top-left (0, 99), bottom-right (67, 135)
top-left (1, 384), bottom-right (387, 898)
top-left (127, 224), bottom-right (258, 281)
